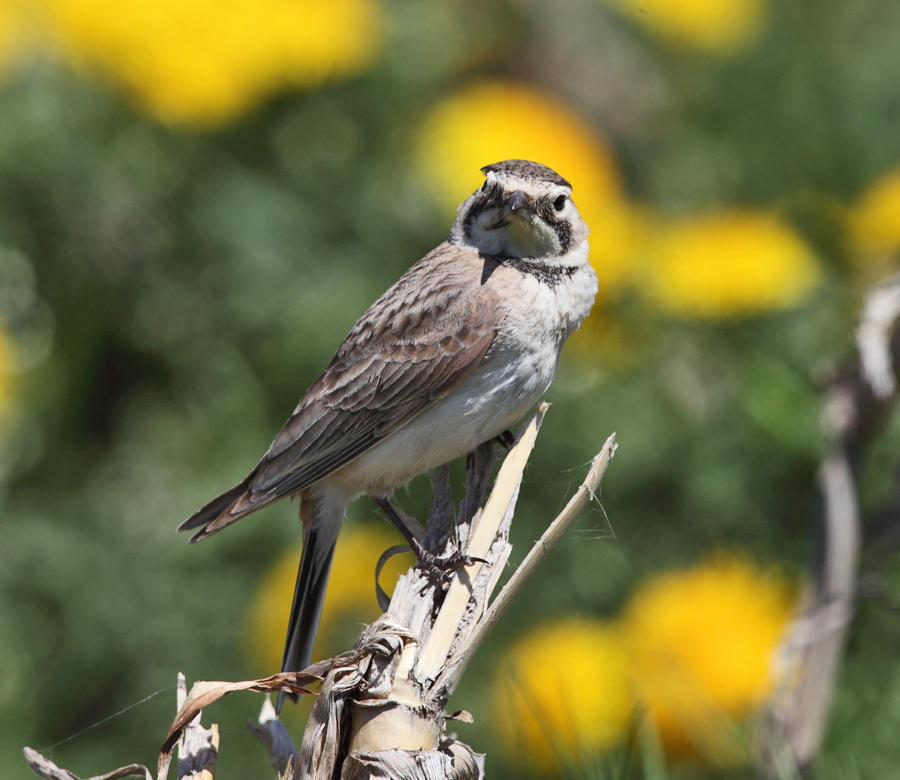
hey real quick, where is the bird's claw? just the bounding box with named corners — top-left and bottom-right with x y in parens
top-left (410, 538), bottom-right (487, 588)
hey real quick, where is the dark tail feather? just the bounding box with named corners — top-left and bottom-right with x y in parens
top-left (177, 478), bottom-right (254, 541)
top-left (276, 525), bottom-right (338, 713)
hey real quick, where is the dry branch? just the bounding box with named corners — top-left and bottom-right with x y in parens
top-left (25, 404), bottom-right (617, 780)
top-left (173, 673), bottom-right (218, 780)
top-left (759, 272), bottom-right (900, 777)
top-left (278, 404), bottom-right (617, 778)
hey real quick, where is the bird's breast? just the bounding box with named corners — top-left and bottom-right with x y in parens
top-left (328, 353), bottom-right (545, 495)
top-left (327, 249), bottom-right (596, 497)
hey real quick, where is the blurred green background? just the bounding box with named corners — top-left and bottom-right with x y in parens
top-left (2, 0), bottom-right (899, 777)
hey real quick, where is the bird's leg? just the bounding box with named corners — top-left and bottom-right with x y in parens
top-left (493, 429), bottom-right (516, 451)
top-left (372, 495), bottom-right (423, 553)
top-left (371, 495), bottom-right (485, 577)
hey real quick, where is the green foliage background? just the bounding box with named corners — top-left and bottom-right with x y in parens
top-left (1, 1), bottom-right (899, 777)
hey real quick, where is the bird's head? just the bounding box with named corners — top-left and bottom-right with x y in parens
top-left (451, 159), bottom-right (588, 260)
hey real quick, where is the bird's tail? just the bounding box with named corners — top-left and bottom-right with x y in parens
top-left (276, 492), bottom-right (343, 713)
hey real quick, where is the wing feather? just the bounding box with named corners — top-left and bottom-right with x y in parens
top-left (180, 243), bottom-right (502, 539)
top-left (244, 242), bottom-right (499, 505)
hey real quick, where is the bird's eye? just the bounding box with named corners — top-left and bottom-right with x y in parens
top-left (553, 194), bottom-right (567, 212)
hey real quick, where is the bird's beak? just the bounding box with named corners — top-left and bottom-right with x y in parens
top-left (504, 190), bottom-right (533, 214)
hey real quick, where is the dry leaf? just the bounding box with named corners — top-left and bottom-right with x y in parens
top-left (160, 670), bottom-right (321, 757)
top-left (23, 747), bottom-right (153, 780)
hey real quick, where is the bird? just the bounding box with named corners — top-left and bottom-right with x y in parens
top-left (179, 159), bottom-right (598, 709)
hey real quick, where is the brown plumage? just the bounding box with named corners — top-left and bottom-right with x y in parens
top-left (179, 242), bottom-right (501, 541)
top-left (179, 159), bottom-right (597, 711)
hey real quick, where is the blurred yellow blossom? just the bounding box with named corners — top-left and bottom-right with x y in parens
top-left (848, 165), bottom-right (900, 256)
top-left (0, 0), bottom-right (31, 74)
top-left (493, 616), bottom-right (632, 773)
top-left (246, 522), bottom-right (413, 673)
top-left (622, 555), bottom-right (795, 764)
top-left (416, 80), bottom-right (644, 298)
top-left (38, 0), bottom-right (382, 125)
top-left (612, 0), bottom-right (767, 53)
top-left (0, 5), bottom-right (15, 68)
top-left (642, 210), bottom-right (819, 318)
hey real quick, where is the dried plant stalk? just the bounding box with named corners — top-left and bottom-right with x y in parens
top-left (279, 405), bottom-right (617, 779)
top-left (24, 405), bottom-right (617, 780)
top-left (759, 273), bottom-right (900, 776)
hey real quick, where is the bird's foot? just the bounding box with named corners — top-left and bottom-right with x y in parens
top-left (494, 429), bottom-right (516, 451)
top-left (409, 537), bottom-right (487, 587)
top-left (371, 494), bottom-right (487, 587)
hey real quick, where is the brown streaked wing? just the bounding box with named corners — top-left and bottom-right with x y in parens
top-left (245, 244), bottom-right (500, 503)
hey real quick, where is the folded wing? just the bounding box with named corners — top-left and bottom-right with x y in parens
top-left (179, 244), bottom-right (500, 540)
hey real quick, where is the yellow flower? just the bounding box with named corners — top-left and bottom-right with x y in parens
top-left (0, 0), bottom-right (31, 74)
top-left (848, 165), bottom-right (900, 255)
top-left (416, 80), bottom-right (644, 299)
top-left (611, 0), bottom-right (767, 53)
top-left (493, 616), bottom-right (632, 773)
top-left (622, 555), bottom-right (795, 764)
top-left (641, 210), bottom-right (819, 317)
top-left (0, 6), bottom-right (15, 69)
top-left (37, 0), bottom-right (382, 125)
top-left (246, 522), bottom-right (414, 674)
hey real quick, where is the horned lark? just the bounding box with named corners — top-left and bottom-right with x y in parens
top-left (180, 159), bottom-right (597, 707)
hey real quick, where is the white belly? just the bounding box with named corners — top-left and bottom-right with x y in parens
top-left (330, 248), bottom-right (597, 496)
top-left (337, 352), bottom-right (551, 493)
